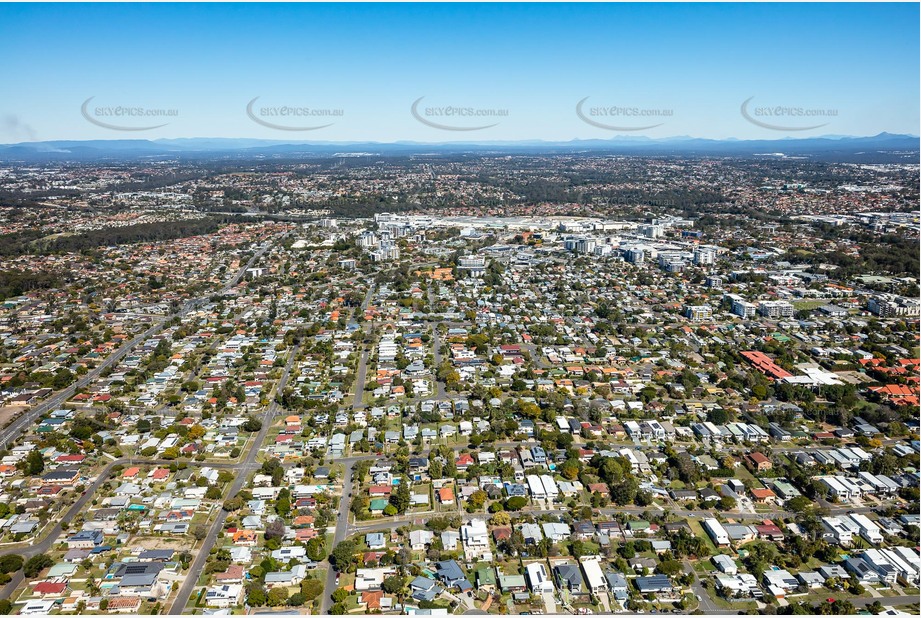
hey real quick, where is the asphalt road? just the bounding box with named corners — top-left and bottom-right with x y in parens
top-left (0, 235), bottom-right (285, 607)
top-left (350, 286), bottom-right (375, 410)
top-left (166, 341), bottom-right (300, 614)
top-left (427, 285), bottom-right (449, 401)
top-left (319, 455), bottom-right (375, 614)
top-left (0, 234), bottom-right (283, 451)
top-left (684, 558), bottom-right (722, 612)
top-left (0, 455), bottom-right (264, 601)
top-left (351, 345), bottom-right (371, 410)
top-left (0, 323), bottom-right (164, 449)
top-left (319, 286), bottom-right (378, 613)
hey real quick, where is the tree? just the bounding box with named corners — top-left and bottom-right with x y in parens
top-left (276, 488), bottom-right (291, 517)
top-left (505, 496), bottom-right (528, 511)
top-left (191, 525), bottom-right (208, 541)
top-left (330, 540), bottom-right (357, 570)
top-left (261, 458), bottom-right (285, 486)
top-left (287, 592), bottom-right (306, 607)
top-left (267, 587), bottom-right (289, 606)
top-left (350, 492), bottom-right (369, 518)
top-left (489, 511), bottom-right (511, 526)
top-left (23, 554), bottom-right (53, 577)
top-left (466, 490), bottom-right (487, 511)
top-left (246, 585), bottom-right (267, 606)
top-left (24, 451), bottom-right (44, 476)
top-left (382, 575), bottom-right (404, 594)
top-left (0, 555), bottom-right (23, 574)
top-left (265, 518), bottom-right (286, 541)
top-left (786, 496), bottom-right (813, 514)
top-left (306, 537), bottom-right (327, 561)
top-left (560, 460), bottom-right (579, 481)
top-left (389, 480), bottom-right (411, 514)
top-left (655, 560), bottom-right (683, 576)
top-left (301, 578), bottom-right (324, 601)
top-left (243, 416), bottom-right (263, 432)
top-left (331, 588), bottom-right (349, 603)
top-left (610, 477), bottom-right (640, 505)
top-left (223, 496), bottom-right (245, 511)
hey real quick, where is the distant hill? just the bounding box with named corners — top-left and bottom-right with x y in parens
top-left (0, 133), bottom-right (917, 163)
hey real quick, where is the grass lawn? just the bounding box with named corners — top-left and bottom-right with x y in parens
top-left (693, 560), bottom-right (717, 574)
top-left (708, 593), bottom-right (758, 611)
top-left (732, 466), bottom-right (758, 483)
top-left (876, 587), bottom-right (900, 597)
top-left (792, 300), bottom-right (828, 310)
top-left (343, 592), bottom-right (360, 611)
top-left (799, 590), bottom-right (860, 604)
top-left (687, 518), bottom-right (718, 553)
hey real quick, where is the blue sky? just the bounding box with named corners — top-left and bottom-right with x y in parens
top-left (1, 2), bottom-right (918, 142)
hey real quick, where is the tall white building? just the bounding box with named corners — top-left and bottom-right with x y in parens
top-left (693, 248), bottom-right (716, 266)
top-left (758, 300), bottom-right (795, 318)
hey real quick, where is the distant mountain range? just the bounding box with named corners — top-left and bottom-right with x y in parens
top-left (0, 133), bottom-right (917, 162)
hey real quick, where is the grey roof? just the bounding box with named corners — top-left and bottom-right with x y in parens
top-left (435, 560), bottom-right (465, 584)
top-left (606, 572), bottom-right (629, 599)
top-left (138, 549), bottom-right (175, 561)
top-left (635, 575), bottom-right (673, 593)
top-left (410, 576), bottom-right (438, 591)
top-left (113, 562), bottom-right (163, 587)
top-left (554, 564), bottom-right (583, 590)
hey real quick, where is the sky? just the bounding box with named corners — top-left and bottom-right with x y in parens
top-left (1, 2), bottom-right (918, 143)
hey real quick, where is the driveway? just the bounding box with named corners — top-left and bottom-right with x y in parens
top-left (542, 591), bottom-right (557, 614)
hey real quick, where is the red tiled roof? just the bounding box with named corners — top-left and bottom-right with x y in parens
top-left (34, 582), bottom-right (67, 594)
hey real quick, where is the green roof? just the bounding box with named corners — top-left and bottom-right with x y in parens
top-left (369, 499), bottom-right (388, 511)
top-left (497, 573), bottom-right (527, 590)
top-left (475, 566), bottom-right (496, 586)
